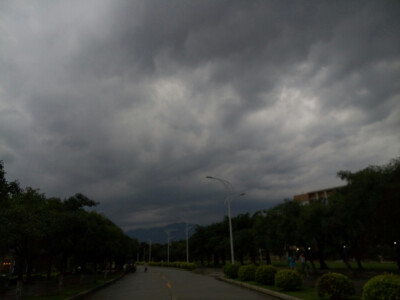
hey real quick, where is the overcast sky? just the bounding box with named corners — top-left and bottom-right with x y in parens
top-left (1, 0), bottom-right (399, 230)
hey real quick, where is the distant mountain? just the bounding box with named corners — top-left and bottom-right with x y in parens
top-left (126, 222), bottom-right (198, 244)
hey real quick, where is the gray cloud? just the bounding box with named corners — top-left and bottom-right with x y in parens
top-left (1, 0), bottom-right (399, 230)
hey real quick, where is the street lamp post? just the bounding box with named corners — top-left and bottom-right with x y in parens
top-left (206, 176), bottom-right (241, 264)
top-left (148, 239), bottom-right (152, 263)
top-left (185, 222), bottom-right (192, 263)
top-left (165, 230), bottom-right (175, 264)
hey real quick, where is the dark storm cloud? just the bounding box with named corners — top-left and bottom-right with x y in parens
top-left (0, 0), bottom-right (399, 230)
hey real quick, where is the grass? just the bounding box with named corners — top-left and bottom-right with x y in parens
top-left (232, 279), bottom-right (321, 300)
top-left (324, 261), bottom-right (398, 271)
top-left (264, 284), bottom-right (362, 300)
top-left (24, 277), bottom-right (119, 300)
top-left (26, 287), bottom-right (86, 300)
top-left (271, 260), bottom-right (399, 274)
top-left (234, 280), bottom-right (361, 300)
top-left (0, 272), bottom-right (124, 300)
top-left (265, 285), bottom-right (321, 300)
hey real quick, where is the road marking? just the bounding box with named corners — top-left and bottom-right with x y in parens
top-left (167, 282), bottom-right (172, 289)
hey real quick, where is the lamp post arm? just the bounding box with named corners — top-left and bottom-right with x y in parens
top-left (206, 176), bottom-right (232, 204)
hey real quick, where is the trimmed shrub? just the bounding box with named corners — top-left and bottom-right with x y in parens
top-left (148, 261), bottom-right (196, 270)
top-left (223, 263), bottom-right (241, 279)
top-left (316, 272), bottom-right (355, 299)
top-left (255, 265), bottom-right (278, 285)
top-left (362, 273), bottom-right (400, 300)
top-left (238, 264), bottom-right (257, 281)
top-left (275, 269), bottom-right (302, 291)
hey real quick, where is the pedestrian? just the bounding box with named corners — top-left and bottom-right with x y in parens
top-left (288, 254), bottom-right (295, 270)
top-left (300, 252), bottom-right (308, 276)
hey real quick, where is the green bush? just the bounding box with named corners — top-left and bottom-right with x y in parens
top-left (255, 265), bottom-right (277, 285)
top-left (275, 269), bottom-right (302, 291)
top-left (238, 264), bottom-right (257, 281)
top-left (223, 263), bottom-right (240, 278)
top-left (147, 261), bottom-right (196, 270)
top-left (362, 273), bottom-right (400, 300)
top-left (223, 263), bottom-right (241, 279)
top-left (316, 272), bottom-right (355, 299)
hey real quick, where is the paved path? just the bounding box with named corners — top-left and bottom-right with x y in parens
top-left (84, 266), bottom-right (277, 300)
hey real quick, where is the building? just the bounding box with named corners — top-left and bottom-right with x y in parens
top-left (294, 186), bottom-right (344, 204)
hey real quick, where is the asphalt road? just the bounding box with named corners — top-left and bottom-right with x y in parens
top-left (84, 266), bottom-right (277, 300)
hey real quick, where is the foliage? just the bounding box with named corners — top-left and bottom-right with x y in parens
top-left (223, 263), bottom-right (241, 279)
top-left (274, 269), bottom-right (302, 291)
top-left (186, 157), bottom-right (400, 271)
top-left (315, 272), bottom-right (355, 299)
top-left (0, 160), bottom-right (139, 284)
top-left (255, 265), bottom-right (277, 285)
top-left (2, 155), bottom-right (400, 292)
top-left (362, 273), bottom-right (400, 300)
top-left (333, 157), bottom-right (400, 269)
top-left (233, 214), bottom-right (257, 264)
top-left (171, 261), bottom-right (197, 270)
top-left (148, 261), bottom-right (197, 270)
top-left (238, 264), bottom-right (257, 281)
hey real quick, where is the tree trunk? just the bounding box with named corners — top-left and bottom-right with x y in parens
top-left (250, 252), bottom-right (256, 264)
top-left (355, 256), bottom-right (363, 270)
top-left (58, 256), bottom-right (67, 293)
top-left (353, 239), bottom-right (364, 270)
top-left (339, 248), bottom-right (352, 270)
top-left (213, 253), bottom-right (219, 266)
top-left (15, 256), bottom-right (25, 300)
top-left (15, 280), bottom-right (23, 300)
top-left (46, 255), bottom-right (53, 280)
top-left (26, 255), bottom-right (33, 284)
top-left (309, 258), bottom-right (317, 274)
top-left (58, 274), bottom-right (64, 293)
top-left (265, 250), bottom-right (272, 265)
top-left (239, 252), bottom-right (244, 265)
top-left (316, 237), bottom-right (329, 269)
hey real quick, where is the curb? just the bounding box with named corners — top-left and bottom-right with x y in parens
top-left (216, 276), bottom-right (302, 300)
top-left (67, 273), bottom-right (126, 300)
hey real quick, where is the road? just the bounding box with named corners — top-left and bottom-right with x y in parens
top-left (84, 266), bottom-right (277, 300)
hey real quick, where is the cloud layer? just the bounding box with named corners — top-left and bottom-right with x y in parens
top-left (1, 0), bottom-right (399, 229)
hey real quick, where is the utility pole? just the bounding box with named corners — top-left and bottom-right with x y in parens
top-left (165, 230), bottom-right (175, 264)
top-left (148, 239), bottom-right (152, 263)
top-left (185, 222), bottom-right (193, 263)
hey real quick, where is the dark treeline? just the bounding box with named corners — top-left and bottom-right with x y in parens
top-left (144, 158), bottom-right (400, 271)
top-left (0, 161), bottom-right (139, 292)
top-left (1, 156), bottom-right (399, 290)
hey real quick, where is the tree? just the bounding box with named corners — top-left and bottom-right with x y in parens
top-left (335, 157), bottom-right (400, 269)
top-left (296, 201), bottom-right (330, 270)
